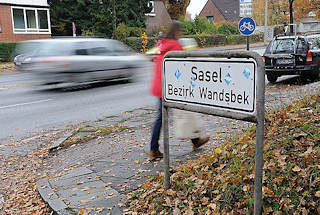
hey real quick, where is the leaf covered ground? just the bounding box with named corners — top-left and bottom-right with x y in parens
top-left (125, 94), bottom-right (320, 215)
top-left (0, 63), bottom-right (16, 73)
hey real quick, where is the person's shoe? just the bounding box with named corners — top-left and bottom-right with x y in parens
top-left (149, 150), bottom-right (163, 159)
top-left (192, 135), bottom-right (210, 150)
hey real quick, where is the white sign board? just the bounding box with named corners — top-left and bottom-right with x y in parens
top-left (163, 58), bottom-right (257, 114)
top-left (239, 0), bottom-right (252, 17)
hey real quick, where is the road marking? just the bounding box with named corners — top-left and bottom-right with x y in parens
top-left (0, 99), bottom-right (53, 109)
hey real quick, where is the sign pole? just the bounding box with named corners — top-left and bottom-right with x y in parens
top-left (246, 36), bottom-right (250, 51)
top-left (163, 104), bottom-right (170, 189)
top-left (254, 55), bottom-right (265, 215)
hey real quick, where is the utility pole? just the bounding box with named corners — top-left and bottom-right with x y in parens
top-left (289, 0), bottom-right (294, 34)
top-left (113, 0), bottom-right (116, 39)
top-left (264, 0), bottom-right (268, 45)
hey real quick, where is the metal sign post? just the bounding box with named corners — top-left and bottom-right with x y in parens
top-left (162, 50), bottom-right (265, 214)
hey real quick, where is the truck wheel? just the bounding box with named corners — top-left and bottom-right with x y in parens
top-left (267, 74), bottom-right (278, 83)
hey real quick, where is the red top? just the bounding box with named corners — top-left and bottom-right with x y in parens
top-left (150, 38), bottom-right (183, 98)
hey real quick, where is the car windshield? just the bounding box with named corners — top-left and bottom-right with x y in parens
top-left (269, 38), bottom-right (295, 54)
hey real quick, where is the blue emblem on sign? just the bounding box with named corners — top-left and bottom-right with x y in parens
top-left (238, 17), bottom-right (256, 36)
top-left (175, 69), bottom-right (181, 80)
top-left (224, 73), bottom-right (232, 86)
top-left (242, 69), bottom-right (250, 79)
top-left (190, 77), bottom-right (196, 88)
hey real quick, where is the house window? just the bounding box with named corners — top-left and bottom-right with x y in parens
top-left (207, 16), bottom-right (214, 22)
top-left (38, 10), bottom-right (49, 30)
top-left (13, 8), bottom-right (25, 30)
top-left (12, 7), bottom-right (50, 34)
top-left (146, 1), bottom-right (155, 16)
top-left (26, 10), bottom-right (36, 29)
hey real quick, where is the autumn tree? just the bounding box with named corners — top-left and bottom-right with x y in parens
top-left (293, 0), bottom-right (320, 21)
top-left (162, 0), bottom-right (191, 20)
top-left (253, 0), bottom-right (288, 26)
top-left (253, 0), bottom-right (320, 26)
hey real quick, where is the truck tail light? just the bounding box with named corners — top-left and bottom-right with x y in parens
top-left (306, 50), bottom-right (313, 65)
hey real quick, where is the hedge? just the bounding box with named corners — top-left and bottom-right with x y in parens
top-left (0, 42), bottom-right (17, 62)
top-left (123, 33), bottom-right (264, 51)
top-left (0, 33), bottom-right (264, 62)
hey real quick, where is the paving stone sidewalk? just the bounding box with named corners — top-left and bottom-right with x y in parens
top-left (37, 80), bottom-right (320, 215)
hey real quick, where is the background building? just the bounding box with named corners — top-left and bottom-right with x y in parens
top-left (198, 0), bottom-right (239, 23)
top-left (145, 0), bottom-right (172, 33)
top-left (0, 0), bottom-right (51, 42)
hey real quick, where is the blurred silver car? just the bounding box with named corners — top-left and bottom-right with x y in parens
top-left (15, 37), bottom-right (148, 85)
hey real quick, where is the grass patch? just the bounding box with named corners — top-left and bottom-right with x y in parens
top-left (60, 125), bottom-right (129, 148)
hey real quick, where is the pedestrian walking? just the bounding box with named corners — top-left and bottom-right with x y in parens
top-left (149, 21), bottom-right (210, 159)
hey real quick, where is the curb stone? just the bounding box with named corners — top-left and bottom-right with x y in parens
top-left (37, 168), bottom-right (126, 214)
top-left (49, 132), bottom-right (74, 152)
top-left (37, 179), bottom-right (69, 213)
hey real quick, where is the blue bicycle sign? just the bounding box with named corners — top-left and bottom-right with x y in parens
top-left (238, 17), bottom-right (256, 36)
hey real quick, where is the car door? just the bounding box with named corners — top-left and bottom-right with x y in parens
top-left (86, 40), bottom-right (128, 80)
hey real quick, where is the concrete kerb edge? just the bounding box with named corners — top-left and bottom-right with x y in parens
top-left (49, 132), bottom-right (74, 152)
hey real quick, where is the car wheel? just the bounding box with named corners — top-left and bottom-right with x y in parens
top-left (267, 74), bottom-right (278, 83)
top-left (307, 72), bottom-right (320, 81)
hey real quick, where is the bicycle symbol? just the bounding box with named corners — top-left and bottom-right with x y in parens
top-left (240, 22), bottom-right (254, 32)
top-left (238, 17), bottom-right (256, 35)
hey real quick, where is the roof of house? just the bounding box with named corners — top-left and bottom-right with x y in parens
top-left (211, 0), bottom-right (239, 22)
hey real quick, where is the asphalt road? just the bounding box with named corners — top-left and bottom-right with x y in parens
top-left (0, 47), bottom-right (268, 142)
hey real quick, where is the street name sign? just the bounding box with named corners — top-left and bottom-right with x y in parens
top-left (163, 58), bottom-right (256, 115)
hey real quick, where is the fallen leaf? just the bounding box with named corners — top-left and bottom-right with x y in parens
top-left (292, 166), bottom-right (301, 172)
top-left (215, 148), bottom-right (222, 154)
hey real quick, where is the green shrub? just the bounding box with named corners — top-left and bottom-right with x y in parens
top-left (129, 27), bottom-right (143, 37)
top-left (217, 23), bottom-right (239, 35)
top-left (182, 17), bottom-right (217, 35)
top-left (116, 23), bottom-right (130, 41)
top-left (81, 29), bottom-right (96, 36)
top-left (0, 42), bottom-right (17, 62)
top-left (147, 25), bottom-right (168, 37)
top-left (124, 36), bottom-right (158, 52)
top-left (182, 33), bottom-right (264, 48)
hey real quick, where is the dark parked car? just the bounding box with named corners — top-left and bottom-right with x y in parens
top-left (263, 34), bottom-right (320, 83)
top-left (14, 37), bottom-right (148, 85)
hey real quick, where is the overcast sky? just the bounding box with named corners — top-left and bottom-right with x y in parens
top-left (186, 0), bottom-right (208, 19)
